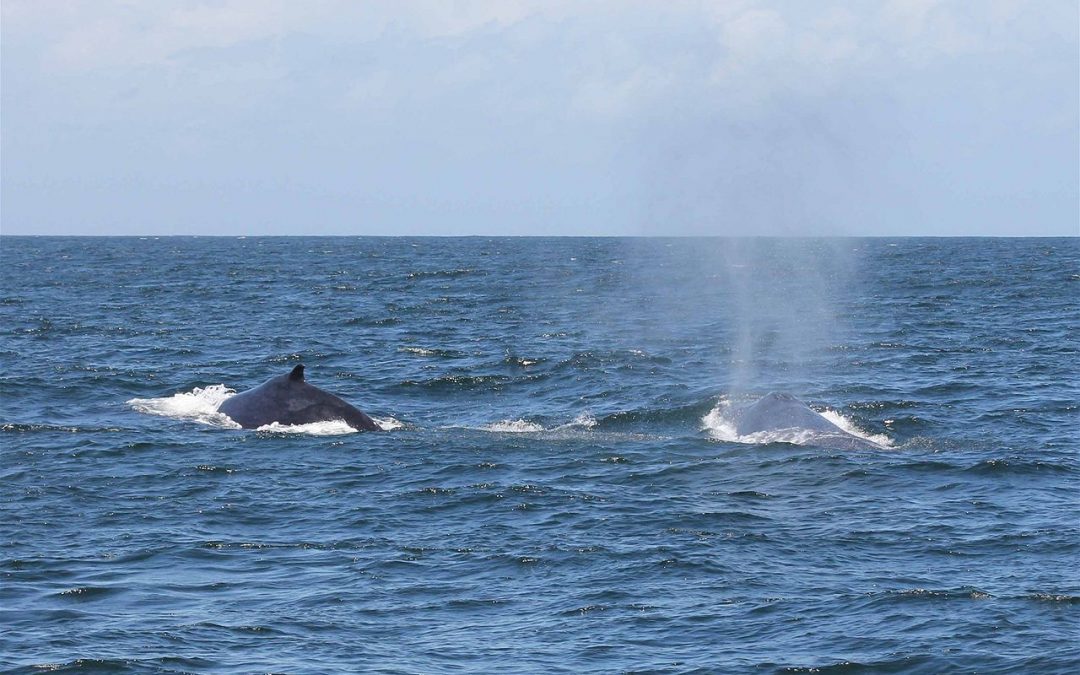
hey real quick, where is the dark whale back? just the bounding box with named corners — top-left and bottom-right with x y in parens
top-left (217, 365), bottom-right (382, 431)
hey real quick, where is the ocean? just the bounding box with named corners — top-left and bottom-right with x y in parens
top-left (1, 236), bottom-right (1077, 673)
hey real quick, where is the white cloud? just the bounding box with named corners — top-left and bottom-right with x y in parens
top-left (571, 64), bottom-right (675, 119)
top-left (4, 0), bottom-right (1063, 102)
top-left (4, 0), bottom-right (579, 71)
top-left (2, 0), bottom-right (1075, 234)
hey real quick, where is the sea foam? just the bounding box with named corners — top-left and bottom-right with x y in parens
top-left (255, 420), bottom-right (358, 436)
top-left (127, 385), bottom-right (240, 429)
top-left (480, 413), bottom-right (598, 434)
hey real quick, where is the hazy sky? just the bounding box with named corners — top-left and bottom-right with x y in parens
top-left (2, 1), bottom-right (1077, 236)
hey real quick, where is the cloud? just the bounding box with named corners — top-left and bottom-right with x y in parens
top-left (4, 0), bottom-right (574, 71)
top-left (5, 1), bottom-right (1067, 109)
top-left (2, 0), bottom-right (1076, 234)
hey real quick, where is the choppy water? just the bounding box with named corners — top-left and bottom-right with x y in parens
top-left (1, 236), bottom-right (1077, 673)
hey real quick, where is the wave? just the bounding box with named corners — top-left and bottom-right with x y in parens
top-left (53, 586), bottom-right (122, 601)
top-left (466, 414), bottom-right (676, 446)
top-left (15, 656), bottom-right (215, 673)
top-left (406, 268), bottom-right (484, 280)
top-left (965, 458), bottom-right (1075, 476)
top-left (774, 656), bottom-right (938, 673)
top-left (480, 419), bottom-right (546, 433)
top-left (555, 413), bottom-right (599, 431)
top-left (592, 400), bottom-right (717, 429)
top-left (884, 586), bottom-right (994, 600)
top-left (397, 374), bottom-right (520, 391)
top-left (1, 423), bottom-right (125, 433)
top-left (1025, 593), bottom-right (1080, 603)
top-left (477, 413), bottom-right (597, 434)
top-left (398, 346), bottom-right (468, 358)
top-left (553, 349), bottom-right (674, 372)
top-left (343, 316), bottom-right (400, 326)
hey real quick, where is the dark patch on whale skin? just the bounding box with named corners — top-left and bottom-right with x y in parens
top-left (217, 365), bottom-right (382, 431)
top-left (735, 392), bottom-right (883, 450)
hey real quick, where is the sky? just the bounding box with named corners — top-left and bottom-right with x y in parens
top-left (1, 0), bottom-right (1077, 236)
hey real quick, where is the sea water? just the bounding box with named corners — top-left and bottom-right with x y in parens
top-left (1, 237), bottom-right (1077, 673)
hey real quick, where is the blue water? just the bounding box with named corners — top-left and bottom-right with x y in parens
top-left (1, 237), bottom-right (1077, 673)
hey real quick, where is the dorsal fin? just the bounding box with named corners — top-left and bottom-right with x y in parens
top-left (289, 364), bottom-right (305, 382)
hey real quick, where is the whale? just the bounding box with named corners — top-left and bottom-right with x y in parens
top-left (732, 392), bottom-right (883, 450)
top-left (217, 364), bottom-right (382, 431)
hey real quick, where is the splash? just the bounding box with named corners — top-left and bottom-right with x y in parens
top-left (399, 346), bottom-right (439, 356)
top-left (372, 416), bottom-right (405, 431)
top-left (481, 419), bottom-right (546, 433)
top-left (127, 385), bottom-right (240, 429)
top-left (255, 421), bottom-right (358, 436)
top-left (556, 412), bottom-right (599, 430)
top-left (480, 413), bottom-right (598, 434)
top-left (817, 409), bottom-right (892, 448)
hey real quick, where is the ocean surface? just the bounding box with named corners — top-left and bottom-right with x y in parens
top-left (1, 236), bottom-right (1077, 674)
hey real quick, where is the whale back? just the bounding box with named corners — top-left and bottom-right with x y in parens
top-left (218, 365), bottom-right (381, 431)
top-left (735, 392), bottom-right (845, 435)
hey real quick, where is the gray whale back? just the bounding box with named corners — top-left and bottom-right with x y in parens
top-left (217, 365), bottom-right (382, 431)
top-left (734, 392), bottom-right (881, 449)
top-left (735, 392), bottom-right (846, 435)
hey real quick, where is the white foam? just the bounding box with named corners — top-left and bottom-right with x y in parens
top-left (481, 419), bottom-right (545, 433)
top-left (255, 420), bottom-right (358, 436)
top-left (127, 385), bottom-right (240, 429)
top-left (479, 412), bottom-right (598, 434)
top-left (400, 347), bottom-right (437, 356)
top-left (372, 416), bottom-right (404, 431)
top-left (555, 412), bottom-right (598, 430)
top-left (701, 400), bottom-right (740, 441)
top-left (818, 409), bottom-right (893, 448)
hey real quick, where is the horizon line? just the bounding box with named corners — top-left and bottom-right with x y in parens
top-left (1, 233), bottom-right (1077, 239)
